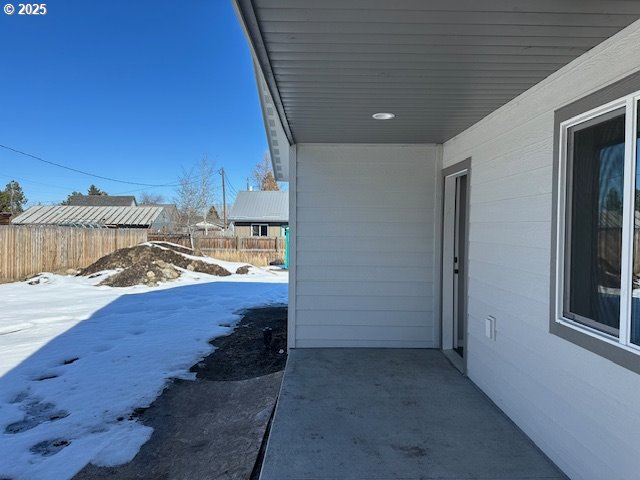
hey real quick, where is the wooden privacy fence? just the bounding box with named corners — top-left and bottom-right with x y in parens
top-left (148, 234), bottom-right (286, 252)
top-left (148, 233), bottom-right (286, 266)
top-left (0, 225), bottom-right (148, 282)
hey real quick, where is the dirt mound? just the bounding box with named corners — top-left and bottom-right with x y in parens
top-left (148, 241), bottom-right (196, 255)
top-left (81, 243), bottom-right (232, 287)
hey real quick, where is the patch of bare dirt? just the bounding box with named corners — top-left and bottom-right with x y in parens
top-left (80, 243), bottom-right (231, 287)
top-left (235, 265), bottom-right (251, 275)
top-left (191, 306), bottom-right (287, 381)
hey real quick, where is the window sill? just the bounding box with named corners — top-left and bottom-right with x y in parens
top-left (551, 318), bottom-right (640, 374)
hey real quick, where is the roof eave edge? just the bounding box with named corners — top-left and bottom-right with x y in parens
top-left (232, 0), bottom-right (292, 182)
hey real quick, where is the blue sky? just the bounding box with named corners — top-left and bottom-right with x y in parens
top-left (0, 0), bottom-right (269, 205)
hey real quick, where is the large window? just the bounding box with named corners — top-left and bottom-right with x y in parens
top-left (251, 224), bottom-right (268, 237)
top-left (558, 92), bottom-right (640, 352)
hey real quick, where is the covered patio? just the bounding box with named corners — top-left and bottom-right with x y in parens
top-left (259, 349), bottom-right (565, 480)
top-left (234, 1), bottom-right (640, 478)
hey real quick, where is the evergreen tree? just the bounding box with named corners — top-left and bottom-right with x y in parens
top-left (0, 180), bottom-right (27, 214)
top-left (60, 185), bottom-right (107, 204)
top-left (87, 184), bottom-right (107, 196)
top-left (60, 191), bottom-right (83, 205)
top-left (207, 205), bottom-right (220, 220)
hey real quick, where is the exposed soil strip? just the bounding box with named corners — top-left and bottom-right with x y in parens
top-left (191, 306), bottom-right (287, 382)
top-left (74, 306), bottom-right (287, 480)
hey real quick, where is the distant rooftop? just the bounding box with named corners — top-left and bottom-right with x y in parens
top-left (12, 205), bottom-right (165, 227)
top-left (143, 203), bottom-right (179, 215)
top-left (0, 212), bottom-right (12, 225)
top-left (67, 195), bottom-right (137, 207)
top-left (229, 191), bottom-right (288, 223)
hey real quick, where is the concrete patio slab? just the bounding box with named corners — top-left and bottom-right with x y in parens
top-left (259, 349), bottom-right (566, 480)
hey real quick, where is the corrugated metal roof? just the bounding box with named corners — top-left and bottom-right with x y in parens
top-left (229, 191), bottom-right (288, 222)
top-left (66, 195), bottom-right (137, 207)
top-left (12, 205), bottom-right (165, 227)
top-left (235, 0), bottom-right (640, 145)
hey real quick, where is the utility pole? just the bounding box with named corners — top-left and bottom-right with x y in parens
top-left (9, 181), bottom-right (14, 215)
top-left (219, 168), bottom-right (227, 230)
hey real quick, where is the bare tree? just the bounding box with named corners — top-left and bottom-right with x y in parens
top-left (196, 156), bottom-right (216, 234)
top-left (139, 192), bottom-right (165, 205)
top-left (174, 168), bottom-right (200, 249)
top-left (174, 156), bottom-right (217, 246)
top-left (252, 152), bottom-right (279, 191)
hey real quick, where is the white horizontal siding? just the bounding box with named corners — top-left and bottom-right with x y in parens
top-left (297, 221), bottom-right (430, 237)
top-left (297, 295), bottom-right (433, 312)
top-left (296, 325), bottom-right (434, 348)
top-left (297, 265), bottom-right (432, 283)
top-left (298, 251), bottom-right (433, 268)
top-left (294, 144), bottom-right (438, 347)
top-left (296, 234), bottom-right (433, 253)
top-left (443, 19), bottom-right (640, 480)
top-left (297, 280), bottom-right (432, 297)
top-left (297, 206), bottom-right (432, 223)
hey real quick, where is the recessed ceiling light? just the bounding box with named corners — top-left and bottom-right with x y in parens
top-left (372, 112), bottom-right (395, 120)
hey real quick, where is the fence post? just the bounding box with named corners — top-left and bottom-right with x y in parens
top-left (235, 236), bottom-right (239, 251)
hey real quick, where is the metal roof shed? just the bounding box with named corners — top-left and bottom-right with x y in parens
top-left (12, 205), bottom-right (166, 228)
top-left (66, 195), bottom-right (138, 207)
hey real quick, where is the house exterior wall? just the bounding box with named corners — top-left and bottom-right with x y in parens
top-left (291, 144), bottom-right (440, 348)
top-left (149, 210), bottom-right (174, 233)
top-left (234, 223), bottom-right (286, 237)
top-left (442, 21), bottom-right (640, 480)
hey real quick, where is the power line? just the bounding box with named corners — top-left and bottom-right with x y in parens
top-left (0, 173), bottom-right (75, 191)
top-left (113, 172), bottom-right (225, 197)
top-left (0, 144), bottom-right (180, 187)
top-left (226, 176), bottom-right (237, 192)
top-left (111, 185), bottom-right (169, 195)
top-left (226, 183), bottom-right (237, 198)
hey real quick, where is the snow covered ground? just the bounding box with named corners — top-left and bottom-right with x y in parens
top-left (0, 263), bottom-right (287, 480)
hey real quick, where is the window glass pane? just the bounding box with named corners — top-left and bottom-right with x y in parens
top-left (632, 103), bottom-right (640, 346)
top-left (252, 225), bottom-right (259, 236)
top-left (565, 109), bottom-right (625, 336)
top-left (261, 225), bottom-right (268, 236)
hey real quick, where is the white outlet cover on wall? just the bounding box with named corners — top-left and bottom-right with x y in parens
top-left (486, 316), bottom-right (496, 340)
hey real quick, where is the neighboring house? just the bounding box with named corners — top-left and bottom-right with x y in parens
top-left (12, 205), bottom-right (173, 231)
top-left (0, 212), bottom-right (11, 225)
top-left (229, 190), bottom-right (288, 237)
top-left (235, 2), bottom-right (640, 479)
top-left (66, 195), bottom-right (138, 207)
top-left (143, 203), bottom-right (180, 230)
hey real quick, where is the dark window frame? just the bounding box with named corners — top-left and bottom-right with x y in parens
top-left (551, 70), bottom-right (640, 374)
top-left (562, 107), bottom-right (626, 338)
top-left (251, 223), bottom-right (268, 237)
